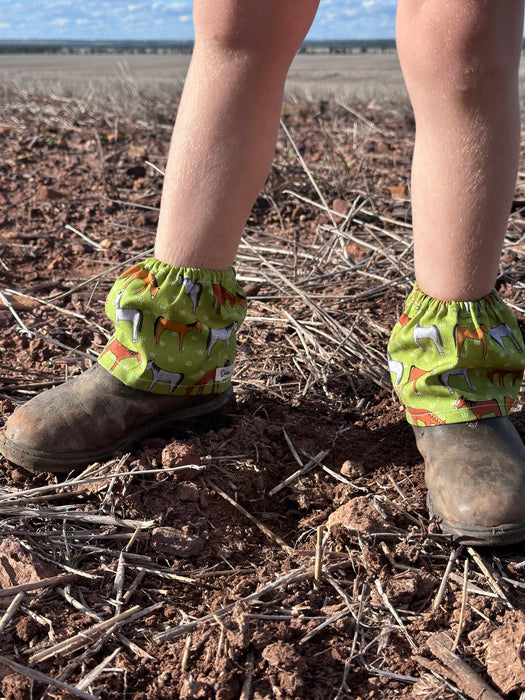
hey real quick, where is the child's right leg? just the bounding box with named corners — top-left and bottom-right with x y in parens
top-left (0, 0), bottom-right (320, 472)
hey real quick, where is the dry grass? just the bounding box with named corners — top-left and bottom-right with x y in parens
top-left (0, 80), bottom-right (524, 698)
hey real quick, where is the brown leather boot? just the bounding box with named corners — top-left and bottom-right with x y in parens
top-left (413, 417), bottom-right (525, 546)
top-left (0, 364), bottom-right (233, 473)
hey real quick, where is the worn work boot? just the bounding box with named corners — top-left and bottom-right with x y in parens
top-left (388, 283), bottom-right (525, 545)
top-left (0, 364), bottom-right (233, 473)
top-left (413, 417), bottom-right (525, 546)
top-left (0, 257), bottom-right (247, 472)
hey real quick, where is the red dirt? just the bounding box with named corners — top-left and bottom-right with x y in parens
top-left (0, 92), bottom-right (524, 698)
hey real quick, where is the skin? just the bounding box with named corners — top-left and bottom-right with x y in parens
top-left (154, 0), bottom-right (525, 303)
top-left (154, 0), bottom-right (320, 269)
top-left (397, 0), bottom-right (524, 300)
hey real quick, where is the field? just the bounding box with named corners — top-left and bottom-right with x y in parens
top-left (0, 55), bottom-right (524, 698)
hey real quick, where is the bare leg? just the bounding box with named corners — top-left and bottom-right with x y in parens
top-left (0, 0), bottom-right (321, 473)
top-left (155, 0), bottom-right (320, 269)
top-left (390, 0), bottom-right (525, 546)
top-left (396, 0), bottom-right (524, 301)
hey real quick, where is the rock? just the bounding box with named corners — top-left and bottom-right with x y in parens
top-left (332, 198), bottom-right (349, 216)
top-left (327, 496), bottom-right (392, 534)
top-left (486, 610), bottom-right (525, 694)
top-left (161, 443), bottom-right (201, 480)
top-left (0, 537), bottom-right (59, 589)
top-left (150, 527), bottom-right (204, 559)
top-left (340, 460), bottom-right (365, 478)
top-left (177, 484), bottom-right (200, 502)
top-left (36, 185), bottom-right (67, 200)
top-left (385, 184), bottom-right (408, 197)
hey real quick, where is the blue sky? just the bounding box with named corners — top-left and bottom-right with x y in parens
top-left (0, 1), bottom-right (397, 41)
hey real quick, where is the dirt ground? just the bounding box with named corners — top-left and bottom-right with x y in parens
top-left (0, 89), bottom-right (525, 699)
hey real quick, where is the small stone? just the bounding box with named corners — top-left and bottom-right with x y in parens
top-left (0, 537), bottom-right (59, 589)
top-left (36, 185), bottom-right (67, 201)
top-left (340, 460), bottom-right (366, 478)
top-left (327, 496), bottom-right (392, 534)
top-left (486, 610), bottom-right (525, 694)
top-left (385, 184), bottom-right (408, 197)
top-left (150, 527), bottom-right (204, 559)
top-left (161, 443), bottom-right (201, 479)
top-left (332, 198), bottom-right (349, 216)
top-left (178, 484), bottom-right (200, 502)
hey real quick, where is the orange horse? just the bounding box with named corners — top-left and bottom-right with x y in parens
top-left (99, 338), bottom-right (142, 371)
top-left (455, 396), bottom-right (501, 419)
top-left (454, 324), bottom-right (489, 360)
top-left (407, 406), bottom-right (445, 426)
top-left (119, 263), bottom-right (160, 298)
top-left (154, 317), bottom-right (202, 351)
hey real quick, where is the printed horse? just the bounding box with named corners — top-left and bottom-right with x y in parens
top-left (438, 368), bottom-right (474, 394)
top-left (413, 321), bottom-right (444, 355)
top-left (154, 317), bottom-right (202, 351)
top-left (186, 367), bottom-right (218, 395)
top-left (177, 274), bottom-right (202, 315)
top-left (119, 264), bottom-right (160, 298)
top-left (454, 324), bottom-right (488, 360)
top-left (212, 284), bottom-right (246, 315)
top-left (403, 365), bottom-right (429, 396)
top-left (488, 322), bottom-right (522, 357)
top-left (99, 338), bottom-right (142, 372)
top-left (455, 396), bottom-right (501, 419)
top-left (406, 406), bottom-right (445, 426)
top-left (186, 361), bottom-right (233, 395)
top-left (144, 360), bottom-right (184, 393)
top-left (387, 353), bottom-right (403, 386)
top-left (487, 368), bottom-right (523, 386)
top-left (114, 292), bottom-right (143, 343)
top-left (206, 321), bottom-right (238, 359)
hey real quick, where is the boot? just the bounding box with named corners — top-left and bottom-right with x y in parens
top-left (414, 418), bottom-right (525, 546)
top-left (0, 365), bottom-right (233, 473)
top-left (0, 258), bottom-right (247, 472)
top-left (388, 284), bottom-right (525, 545)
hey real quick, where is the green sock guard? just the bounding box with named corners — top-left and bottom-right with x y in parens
top-left (98, 258), bottom-right (247, 396)
top-left (387, 284), bottom-right (525, 426)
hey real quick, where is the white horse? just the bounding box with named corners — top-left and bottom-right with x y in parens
top-left (207, 321), bottom-right (238, 359)
top-left (177, 274), bottom-right (202, 315)
top-left (114, 292), bottom-right (143, 343)
top-left (145, 360), bottom-right (184, 393)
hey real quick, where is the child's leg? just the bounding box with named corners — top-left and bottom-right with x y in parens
top-left (397, 0), bottom-right (523, 301)
top-left (0, 0), bottom-right (320, 472)
top-left (391, 0), bottom-right (525, 544)
top-left (155, 0), bottom-right (320, 269)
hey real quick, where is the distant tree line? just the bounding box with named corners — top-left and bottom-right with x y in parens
top-left (0, 40), bottom-right (195, 54)
top-left (3, 38), bottom-right (524, 55)
top-left (0, 39), bottom-right (399, 55)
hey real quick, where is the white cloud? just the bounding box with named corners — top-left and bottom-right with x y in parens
top-left (50, 17), bottom-right (70, 26)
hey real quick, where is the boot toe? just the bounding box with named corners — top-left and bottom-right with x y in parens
top-left (414, 418), bottom-right (525, 545)
top-left (0, 365), bottom-right (232, 473)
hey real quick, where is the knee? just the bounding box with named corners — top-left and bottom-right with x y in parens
top-left (193, 0), bottom-right (319, 68)
top-left (397, 2), bottom-right (523, 98)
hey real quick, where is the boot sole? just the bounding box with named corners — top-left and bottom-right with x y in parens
top-left (0, 388), bottom-right (233, 474)
top-left (428, 494), bottom-right (525, 547)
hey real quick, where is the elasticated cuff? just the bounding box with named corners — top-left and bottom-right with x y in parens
top-left (98, 257), bottom-right (247, 396)
top-left (387, 283), bottom-right (525, 426)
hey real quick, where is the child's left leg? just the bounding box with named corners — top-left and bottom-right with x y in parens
top-left (391, 0), bottom-right (525, 545)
